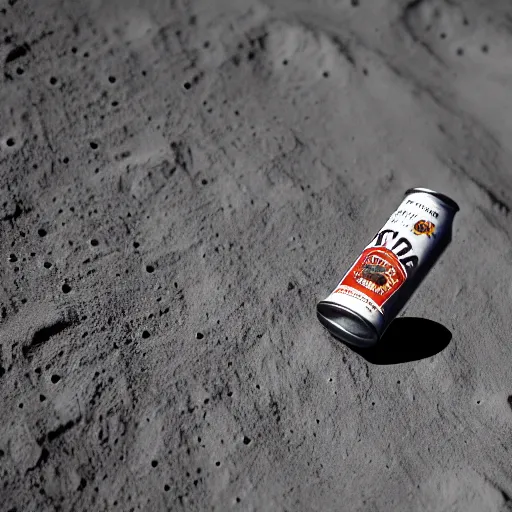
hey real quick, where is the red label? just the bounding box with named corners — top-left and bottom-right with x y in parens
top-left (334, 247), bottom-right (407, 308)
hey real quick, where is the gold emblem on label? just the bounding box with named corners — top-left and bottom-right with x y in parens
top-left (413, 220), bottom-right (435, 237)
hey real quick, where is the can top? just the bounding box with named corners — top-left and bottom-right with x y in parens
top-left (404, 187), bottom-right (459, 212)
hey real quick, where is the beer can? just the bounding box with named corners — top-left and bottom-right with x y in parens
top-left (317, 188), bottom-right (459, 348)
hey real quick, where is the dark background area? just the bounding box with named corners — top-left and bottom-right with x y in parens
top-left (1, 0), bottom-right (512, 510)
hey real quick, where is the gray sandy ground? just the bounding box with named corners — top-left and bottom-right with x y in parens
top-left (1, 0), bottom-right (512, 510)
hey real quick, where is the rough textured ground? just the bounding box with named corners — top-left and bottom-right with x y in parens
top-left (1, 0), bottom-right (512, 510)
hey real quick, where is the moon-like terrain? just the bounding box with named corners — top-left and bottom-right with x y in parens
top-left (1, 0), bottom-right (512, 510)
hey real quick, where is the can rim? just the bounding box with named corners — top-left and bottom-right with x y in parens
top-left (317, 301), bottom-right (379, 348)
top-left (404, 187), bottom-right (459, 212)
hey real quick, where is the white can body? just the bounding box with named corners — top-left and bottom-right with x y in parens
top-left (317, 188), bottom-right (458, 347)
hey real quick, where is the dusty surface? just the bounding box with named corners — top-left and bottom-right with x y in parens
top-left (1, 0), bottom-right (512, 510)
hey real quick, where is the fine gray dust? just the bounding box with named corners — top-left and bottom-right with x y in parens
top-left (1, 0), bottom-right (512, 510)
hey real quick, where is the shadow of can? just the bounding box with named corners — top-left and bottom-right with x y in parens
top-left (336, 317), bottom-right (453, 365)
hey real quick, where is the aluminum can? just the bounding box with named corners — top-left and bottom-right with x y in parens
top-left (317, 188), bottom-right (459, 347)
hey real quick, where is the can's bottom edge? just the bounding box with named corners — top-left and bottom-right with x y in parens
top-left (316, 301), bottom-right (380, 349)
